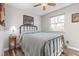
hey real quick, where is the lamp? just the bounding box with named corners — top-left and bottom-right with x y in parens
top-left (9, 26), bottom-right (17, 35)
top-left (9, 26), bottom-right (17, 51)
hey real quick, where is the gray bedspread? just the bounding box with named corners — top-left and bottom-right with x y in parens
top-left (19, 32), bottom-right (63, 56)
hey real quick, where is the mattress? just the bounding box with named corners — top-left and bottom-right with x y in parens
top-left (19, 32), bottom-right (63, 56)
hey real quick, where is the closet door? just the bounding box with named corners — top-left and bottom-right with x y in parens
top-left (0, 3), bottom-right (5, 26)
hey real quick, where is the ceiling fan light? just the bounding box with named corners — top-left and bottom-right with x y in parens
top-left (41, 3), bottom-right (47, 7)
top-left (41, 3), bottom-right (48, 10)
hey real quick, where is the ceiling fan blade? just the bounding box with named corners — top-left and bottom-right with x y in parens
top-left (34, 3), bottom-right (41, 7)
top-left (47, 3), bottom-right (56, 6)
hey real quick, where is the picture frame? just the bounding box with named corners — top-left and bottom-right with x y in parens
top-left (23, 15), bottom-right (34, 25)
top-left (0, 3), bottom-right (5, 26)
top-left (72, 13), bottom-right (79, 22)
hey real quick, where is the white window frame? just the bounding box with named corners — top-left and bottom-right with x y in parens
top-left (50, 14), bottom-right (64, 32)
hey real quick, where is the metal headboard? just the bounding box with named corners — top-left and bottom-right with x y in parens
top-left (19, 24), bottom-right (37, 34)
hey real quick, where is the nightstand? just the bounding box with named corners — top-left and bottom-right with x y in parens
top-left (9, 35), bottom-right (16, 50)
top-left (9, 35), bottom-right (17, 56)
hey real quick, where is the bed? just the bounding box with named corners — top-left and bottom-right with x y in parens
top-left (19, 24), bottom-right (64, 56)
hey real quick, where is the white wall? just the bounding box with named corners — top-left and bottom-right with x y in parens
top-left (0, 31), bottom-right (9, 55)
top-left (2, 4), bottom-right (41, 50)
top-left (5, 4), bottom-right (41, 31)
top-left (41, 4), bottom-right (79, 49)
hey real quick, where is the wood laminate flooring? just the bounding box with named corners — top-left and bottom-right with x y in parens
top-left (63, 48), bottom-right (79, 56)
top-left (4, 47), bottom-right (79, 56)
top-left (4, 47), bottom-right (25, 56)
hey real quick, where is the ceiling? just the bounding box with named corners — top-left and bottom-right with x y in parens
top-left (7, 3), bottom-right (72, 16)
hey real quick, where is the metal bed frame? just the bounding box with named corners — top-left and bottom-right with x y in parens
top-left (19, 24), bottom-right (37, 34)
top-left (19, 24), bottom-right (64, 56)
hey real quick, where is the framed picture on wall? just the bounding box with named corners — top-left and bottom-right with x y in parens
top-left (0, 3), bottom-right (5, 26)
top-left (72, 13), bottom-right (79, 22)
top-left (23, 15), bottom-right (34, 25)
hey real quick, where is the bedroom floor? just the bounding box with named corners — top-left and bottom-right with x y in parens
top-left (63, 48), bottom-right (79, 56)
top-left (4, 47), bottom-right (25, 56)
top-left (4, 47), bottom-right (79, 56)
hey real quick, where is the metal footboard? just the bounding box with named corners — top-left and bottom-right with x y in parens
top-left (41, 35), bottom-right (64, 56)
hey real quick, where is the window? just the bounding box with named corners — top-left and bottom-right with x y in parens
top-left (50, 15), bottom-right (64, 32)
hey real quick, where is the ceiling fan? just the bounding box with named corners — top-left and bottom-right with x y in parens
top-left (34, 3), bottom-right (56, 11)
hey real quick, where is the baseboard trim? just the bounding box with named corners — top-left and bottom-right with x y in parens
top-left (68, 46), bottom-right (79, 51)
